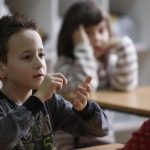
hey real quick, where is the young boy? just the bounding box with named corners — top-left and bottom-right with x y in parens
top-left (0, 14), bottom-right (109, 149)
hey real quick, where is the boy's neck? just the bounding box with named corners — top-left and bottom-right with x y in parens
top-left (1, 86), bottom-right (32, 104)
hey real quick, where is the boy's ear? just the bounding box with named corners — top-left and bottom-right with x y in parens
top-left (0, 63), bottom-right (7, 79)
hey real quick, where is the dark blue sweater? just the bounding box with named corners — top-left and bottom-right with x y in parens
top-left (0, 91), bottom-right (109, 150)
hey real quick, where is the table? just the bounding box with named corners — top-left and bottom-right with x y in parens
top-left (90, 86), bottom-right (150, 116)
top-left (77, 143), bottom-right (124, 150)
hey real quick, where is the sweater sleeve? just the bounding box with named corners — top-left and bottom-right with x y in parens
top-left (109, 36), bottom-right (138, 91)
top-left (46, 93), bottom-right (109, 137)
top-left (55, 42), bottom-right (99, 94)
top-left (0, 96), bottom-right (44, 149)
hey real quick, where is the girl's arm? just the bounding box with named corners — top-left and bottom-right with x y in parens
top-left (55, 47), bottom-right (99, 94)
top-left (109, 36), bottom-right (138, 91)
top-left (55, 43), bottom-right (99, 94)
top-left (55, 28), bottom-right (99, 94)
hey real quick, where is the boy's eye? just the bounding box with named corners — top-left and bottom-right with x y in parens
top-left (23, 55), bottom-right (32, 60)
top-left (39, 52), bottom-right (45, 58)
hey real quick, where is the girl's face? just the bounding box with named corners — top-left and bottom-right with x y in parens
top-left (3, 29), bottom-right (47, 91)
top-left (85, 21), bottom-right (110, 58)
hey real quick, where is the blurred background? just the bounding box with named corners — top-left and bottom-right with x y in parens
top-left (1, 0), bottom-right (150, 144)
top-left (4, 0), bottom-right (150, 85)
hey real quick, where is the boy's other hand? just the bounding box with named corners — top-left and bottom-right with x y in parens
top-left (34, 73), bottom-right (67, 102)
top-left (73, 76), bottom-right (92, 111)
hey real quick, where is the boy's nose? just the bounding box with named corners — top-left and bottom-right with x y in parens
top-left (34, 57), bottom-right (43, 69)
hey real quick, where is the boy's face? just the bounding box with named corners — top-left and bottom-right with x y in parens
top-left (85, 21), bottom-right (110, 58)
top-left (3, 29), bottom-right (47, 90)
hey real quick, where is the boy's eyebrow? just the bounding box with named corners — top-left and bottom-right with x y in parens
top-left (21, 48), bottom-right (45, 54)
top-left (38, 48), bottom-right (45, 52)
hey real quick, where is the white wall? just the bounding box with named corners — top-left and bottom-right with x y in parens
top-left (110, 0), bottom-right (150, 46)
top-left (127, 0), bottom-right (150, 46)
top-left (138, 50), bottom-right (150, 85)
top-left (6, 0), bottom-right (59, 36)
top-left (6, 0), bottom-right (150, 46)
top-left (59, 0), bottom-right (109, 17)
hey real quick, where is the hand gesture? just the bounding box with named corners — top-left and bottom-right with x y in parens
top-left (73, 76), bottom-right (92, 111)
top-left (34, 73), bottom-right (67, 102)
top-left (103, 37), bottom-right (121, 51)
top-left (72, 25), bottom-right (90, 45)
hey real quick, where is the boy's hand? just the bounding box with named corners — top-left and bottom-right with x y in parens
top-left (34, 73), bottom-right (67, 102)
top-left (73, 76), bottom-right (92, 111)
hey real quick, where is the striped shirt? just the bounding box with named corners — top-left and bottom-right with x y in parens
top-left (55, 36), bottom-right (138, 93)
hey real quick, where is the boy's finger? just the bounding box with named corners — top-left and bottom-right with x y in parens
top-left (82, 76), bottom-right (92, 87)
top-left (56, 73), bottom-right (68, 85)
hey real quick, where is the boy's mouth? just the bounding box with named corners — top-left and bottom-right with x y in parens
top-left (33, 73), bottom-right (44, 78)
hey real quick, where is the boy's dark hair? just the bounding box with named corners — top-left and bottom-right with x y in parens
top-left (57, 0), bottom-right (111, 59)
top-left (0, 13), bottom-right (38, 64)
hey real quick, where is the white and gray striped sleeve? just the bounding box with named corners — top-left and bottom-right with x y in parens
top-left (55, 42), bottom-right (99, 93)
top-left (110, 36), bottom-right (138, 91)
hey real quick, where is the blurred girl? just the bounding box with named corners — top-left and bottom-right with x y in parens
top-left (55, 0), bottom-right (138, 149)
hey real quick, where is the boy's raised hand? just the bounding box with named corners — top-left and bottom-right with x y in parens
top-left (73, 76), bottom-right (92, 111)
top-left (34, 73), bottom-right (67, 102)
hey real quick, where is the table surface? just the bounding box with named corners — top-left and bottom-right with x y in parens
top-left (90, 86), bottom-right (150, 116)
top-left (76, 143), bottom-right (124, 150)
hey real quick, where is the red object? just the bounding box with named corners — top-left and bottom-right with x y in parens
top-left (119, 119), bottom-right (150, 150)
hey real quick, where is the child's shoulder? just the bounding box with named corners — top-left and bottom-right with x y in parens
top-left (140, 119), bottom-right (150, 131)
top-left (119, 36), bottom-right (134, 46)
top-left (0, 91), bottom-right (13, 111)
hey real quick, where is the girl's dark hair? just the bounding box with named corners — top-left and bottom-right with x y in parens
top-left (0, 13), bottom-right (38, 64)
top-left (57, 0), bottom-right (111, 59)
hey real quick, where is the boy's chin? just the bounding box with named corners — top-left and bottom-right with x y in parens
top-left (32, 84), bottom-right (41, 90)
